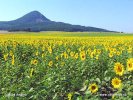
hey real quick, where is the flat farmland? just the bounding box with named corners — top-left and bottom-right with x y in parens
top-left (0, 32), bottom-right (133, 100)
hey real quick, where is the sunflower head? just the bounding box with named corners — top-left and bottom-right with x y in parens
top-left (109, 52), bottom-right (113, 58)
top-left (31, 59), bottom-right (38, 65)
top-left (67, 92), bottom-right (73, 100)
top-left (30, 68), bottom-right (34, 77)
top-left (114, 62), bottom-right (124, 76)
top-left (127, 58), bottom-right (133, 72)
top-left (74, 53), bottom-right (79, 59)
top-left (12, 55), bottom-right (15, 65)
top-left (33, 60), bottom-right (38, 65)
top-left (89, 83), bottom-right (98, 93)
top-left (70, 52), bottom-right (74, 57)
top-left (111, 77), bottom-right (122, 89)
top-left (80, 51), bottom-right (86, 61)
top-left (56, 56), bottom-right (59, 60)
top-left (48, 61), bottom-right (53, 67)
top-left (4, 54), bottom-right (8, 61)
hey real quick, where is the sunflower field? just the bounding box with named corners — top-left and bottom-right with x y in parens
top-left (0, 32), bottom-right (133, 100)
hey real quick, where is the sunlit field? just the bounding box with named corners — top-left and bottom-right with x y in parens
top-left (0, 32), bottom-right (133, 100)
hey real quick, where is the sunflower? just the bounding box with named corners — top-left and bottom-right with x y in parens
top-left (90, 52), bottom-right (94, 58)
top-left (48, 61), bottom-right (53, 67)
top-left (109, 52), bottom-right (113, 58)
top-left (12, 55), bottom-right (15, 65)
top-left (89, 83), bottom-right (98, 93)
top-left (95, 55), bottom-right (99, 60)
top-left (127, 58), bottom-right (133, 72)
top-left (70, 51), bottom-right (74, 57)
top-left (111, 77), bottom-right (122, 89)
top-left (41, 53), bottom-right (45, 58)
top-left (30, 68), bottom-right (34, 77)
top-left (67, 93), bottom-right (73, 100)
top-left (48, 46), bottom-right (52, 54)
top-left (31, 59), bottom-right (38, 65)
top-left (64, 52), bottom-right (68, 59)
top-left (61, 62), bottom-right (65, 67)
top-left (67, 48), bottom-right (71, 53)
top-left (114, 62), bottom-right (124, 76)
top-left (55, 56), bottom-right (59, 60)
top-left (4, 54), bottom-right (8, 61)
top-left (80, 51), bottom-right (86, 61)
top-left (74, 53), bottom-right (79, 59)
top-left (35, 51), bottom-right (39, 56)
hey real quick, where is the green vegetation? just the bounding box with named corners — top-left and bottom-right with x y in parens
top-left (3, 31), bottom-right (133, 37)
top-left (0, 32), bottom-right (132, 100)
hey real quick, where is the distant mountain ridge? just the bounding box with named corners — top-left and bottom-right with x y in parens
top-left (12, 11), bottom-right (51, 23)
top-left (0, 11), bottom-right (111, 32)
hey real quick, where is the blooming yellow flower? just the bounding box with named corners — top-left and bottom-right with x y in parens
top-left (31, 59), bottom-right (38, 65)
top-left (61, 53), bottom-right (64, 58)
top-left (90, 52), bottom-right (94, 58)
top-left (109, 52), bottom-right (113, 58)
top-left (61, 62), bottom-right (65, 67)
top-left (127, 47), bottom-right (132, 53)
top-left (95, 55), bottom-right (99, 60)
top-left (80, 51), bottom-right (86, 61)
top-left (12, 55), bottom-right (15, 65)
top-left (114, 62), bottom-right (124, 76)
top-left (67, 93), bottom-right (73, 100)
top-left (64, 52), bottom-right (68, 59)
top-left (70, 51), bottom-right (74, 57)
top-left (127, 58), bottom-right (133, 72)
top-left (35, 51), bottom-right (39, 56)
top-left (30, 68), bottom-right (34, 77)
top-left (41, 53), bottom-right (45, 58)
top-left (42, 46), bottom-right (45, 51)
top-left (97, 49), bottom-right (101, 54)
top-left (48, 46), bottom-right (52, 54)
top-left (89, 83), bottom-right (98, 93)
top-left (111, 77), bottom-right (122, 89)
top-left (56, 56), bottom-right (59, 60)
top-left (4, 54), bottom-right (8, 61)
top-left (9, 50), bottom-right (13, 56)
top-left (67, 48), bottom-right (71, 53)
top-left (48, 61), bottom-right (53, 67)
top-left (116, 51), bottom-right (121, 56)
top-left (74, 53), bottom-right (78, 59)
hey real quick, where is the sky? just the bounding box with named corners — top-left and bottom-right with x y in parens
top-left (0, 0), bottom-right (133, 33)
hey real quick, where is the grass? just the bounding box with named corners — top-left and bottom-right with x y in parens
top-left (1, 31), bottom-right (133, 37)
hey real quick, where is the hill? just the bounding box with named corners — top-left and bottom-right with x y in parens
top-left (0, 11), bottom-right (111, 32)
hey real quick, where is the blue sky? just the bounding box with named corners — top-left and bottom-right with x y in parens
top-left (0, 0), bottom-right (133, 32)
